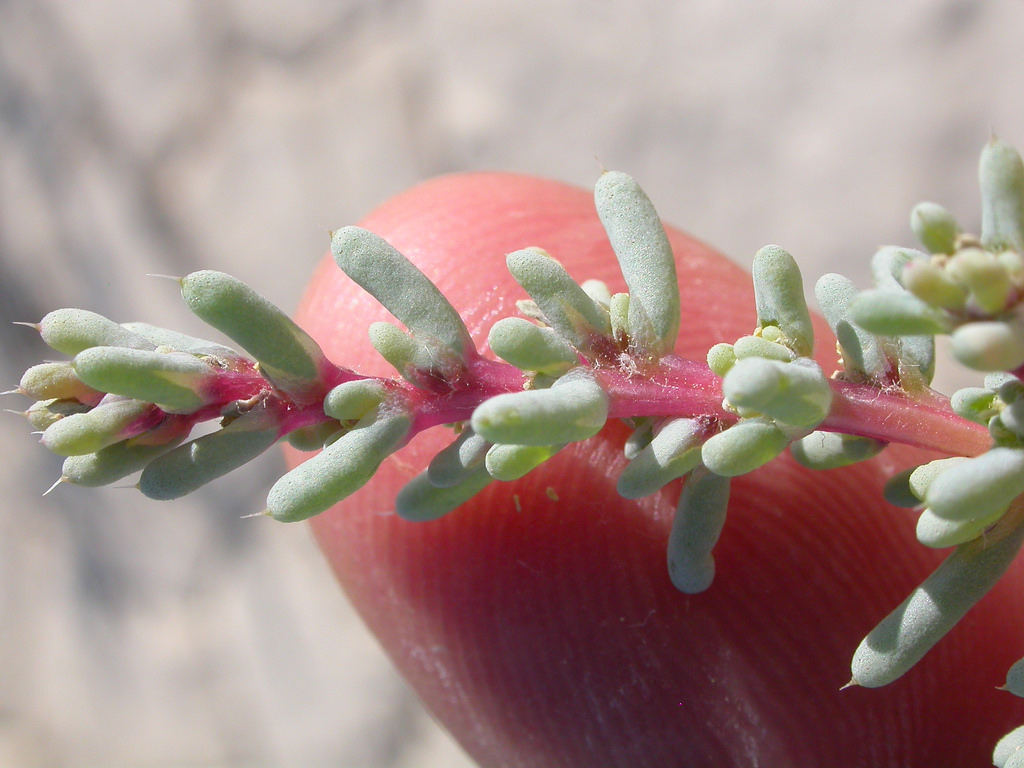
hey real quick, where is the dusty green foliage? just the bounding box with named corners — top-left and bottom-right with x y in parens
top-left (13, 143), bottom-right (1024, 764)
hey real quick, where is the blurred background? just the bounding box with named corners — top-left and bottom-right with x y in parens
top-left (2, 1), bottom-right (1024, 765)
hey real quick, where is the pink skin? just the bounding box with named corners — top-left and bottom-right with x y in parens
top-left (285, 172), bottom-right (1024, 767)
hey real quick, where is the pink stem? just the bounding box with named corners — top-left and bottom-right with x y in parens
top-left (253, 350), bottom-right (990, 460)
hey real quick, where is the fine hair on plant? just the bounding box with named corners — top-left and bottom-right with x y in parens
top-left (13, 138), bottom-right (1024, 765)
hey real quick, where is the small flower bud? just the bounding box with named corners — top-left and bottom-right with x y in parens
top-left (731, 335), bottom-right (794, 362)
top-left (608, 292), bottom-right (630, 346)
top-left (950, 317), bottom-right (1024, 372)
top-left (706, 343), bottom-right (736, 377)
top-left (998, 401), bottom-right (1024, 440)
top-left (991, 372), bottom-right (1024, 402)
top-left (901, 261), bottom-right (967, 312)
top-left (947, 247), bottom-right (1013, 314)
top-left (871, 246), bottom-right (928, 291)
top-left (910, 201), bottom-right (961, 255)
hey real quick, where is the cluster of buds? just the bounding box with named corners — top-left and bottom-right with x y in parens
top-left (852, 138), bottom-right (1024, 374)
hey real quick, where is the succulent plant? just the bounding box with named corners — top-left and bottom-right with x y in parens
top-left (13, 137), bottom-right (1024, 766)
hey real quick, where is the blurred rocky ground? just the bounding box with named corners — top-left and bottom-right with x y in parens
top-left (1, 1), bottom-right (1023, 765)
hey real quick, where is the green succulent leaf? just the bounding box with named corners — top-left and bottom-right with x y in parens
top-left (427, 428), bottom-right (490, 488)
top-left (38, 309), bottom-right (155, 356)
top-left (180, 270), bottom-right (332, 401)
top-left (395, 464), bottom-right (493, 522)
top-left (667, 467), bottom-right (730, 594)
top-left (505, 247), bottom-right (612, 356)
top-left (721, 357), bottom-right (832, 429)
top-left (331, 226), bottom-right (473, 361)
top-left (73, 346), bottom-right (217, 413)
top-left (488, 317), bottom-right (580, 373)
top-left (485, 442), bottom-right (563, 481)
top-left (925, 447), bottom-right (1024, 522)
top-left (594, 170), bottom-right (680, 357)
top-left (790, 431), bottom-right (886, 471)
top-left (994, 726), bottom-right (1024, 768)
top-left (267, 407), bottom-right (411, 522)
top-left (751, 245), bottom-right (814, 357)
top-left (851, 525), bottom-right (1024, 688)
top-left (471, 368), bottom-right (608, 446)
top-left (700, 418), bottom-right (790, 478)
top-left (616, 417), bottom-right (705, 499)
top-left (139, 411), bottom-right (280, 500)
top-left (980, 137), bottom-right (1024, 253)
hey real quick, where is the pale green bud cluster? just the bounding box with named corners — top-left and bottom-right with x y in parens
top-left (851, 138), bottom-right (1024, 374)
top-left (704, 246), bottom-right (861, 477)
top-left (811, 141), bottom-right (1024, 762)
